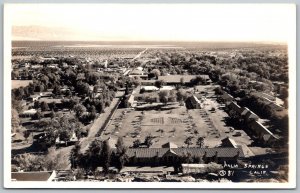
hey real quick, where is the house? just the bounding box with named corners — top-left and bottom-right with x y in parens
top-left (11, 171), bottom-right (56, 181)
top-left (129, 68), bottom-right (148, 79)
top-left (125, 147), bottom-right (244, 166)
top-left (160, 86), bottom-right (175, 91)
top-left (227, 102), bottom-right (242, 114)
top-left (125, 94), bottom-right (136, 108)
top-left (220, 92), bottom-right (234, 103)
top-left (244, 110), bottom-right (259, 122)
top-left (237, 107), bottom-right (259, 122)
top-left (27, 94), bottom-right (41, 102)
top-left (262, 97), bottom-right (284, 111)
top-left (185, 95), bottom-right (202, 109)
top-left (20, 109), bottom-right (37, 117)
top-left (162, 142), bottom-right (178, 148)
top-left (55, 132), bottom-right (78, 147)
top-left (248, 121), bottom-right (279, 144)
top-left (140, 80), bottom-right (156, 86)
top-left (158, 75), bottom-right (211, 86)
top-left (221, 137), bottom-right (238, 148)
top-left (140, 86), bottom-right (159, 92)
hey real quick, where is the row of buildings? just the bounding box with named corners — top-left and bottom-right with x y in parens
top-left (223, 94), bottom-right (279, 145)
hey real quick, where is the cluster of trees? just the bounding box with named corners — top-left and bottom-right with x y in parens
top-left (132, 134), bottom-right (155, 148)
top-left (70, 138), bottom-right (128, 175)
top-left (184, 136), bottom-right (205, 148)
top-left (139, 89), bottom-right (187, 105)
top-left (12, 147), bottom-right (62, 172)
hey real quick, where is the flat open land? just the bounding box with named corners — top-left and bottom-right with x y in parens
top-left (101, 89), bottom-right (253, 148)
top-left (12, 80), bottom-right (33, 89)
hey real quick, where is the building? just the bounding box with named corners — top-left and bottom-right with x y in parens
top-left (55, 132), bottom-right (78, 147)
top-left (186, 95), bottom-right (202, 109)
top-left (262, 97), bottom-right (284, 111)
top-left (221, 137), bottom-right (238, 148)
top-left (158, 75), bottom-right (211, 86)
top-left (248, 121), bottom-right (279, 144)
top-left (11, 171), bottom-right (56, 181)
top-left (140, 86), bottom-right (159, 92)
top-left (243, 110), bottom-right (259, 122)
top-left (227, 102), bottom-right (242, 114)
top-left (220, 92), bottom-right (235, 104)
top-left (125, 147), bottom-right (244, 166)
top-left (140, 80), bottom-right (156, 86)
top-left (20, 109), bottom-right (37, 117)
top-left (162, 142), bottom-right (178, 148)
top-left (27, 94), bottom-right (41, 102)
top-left (125, 94), bottom-right (136, 108)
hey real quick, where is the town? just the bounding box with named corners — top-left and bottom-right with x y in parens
top-left (11, 41), bottom-right (289, 182)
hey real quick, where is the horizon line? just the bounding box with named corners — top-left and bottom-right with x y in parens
top-left (11, 40), bottom-right (287, 44)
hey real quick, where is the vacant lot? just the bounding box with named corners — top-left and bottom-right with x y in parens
top-left (12, 80), bottom-right (33, 89)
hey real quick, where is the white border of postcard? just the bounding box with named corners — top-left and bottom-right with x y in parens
top-left (3, 3), bottom-right (297, 189)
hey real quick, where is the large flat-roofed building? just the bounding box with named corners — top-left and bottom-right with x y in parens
top-left (125, 147), bottom-right (244, 166)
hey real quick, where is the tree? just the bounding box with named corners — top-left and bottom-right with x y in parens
top-left (180, 77), bottom-right (184, 85)
top-left (155, 80), bottom-right (165, 89)
top-left (58, 129), bottom-right (71, 143)
top-left (40, 101), bottom-right (49, 111)
top-left (144, 135), bottom-right (154, 148)
top-left (101, 140), bottom-right (111, 174)
top-left (74, 104), bottom-right (87, 118)
top-left (157, 128), bottom-right (164, 137)
top-left (132, 139), bottom-right (141, 148)
top-left (150, 69), bottom-right (161, 78)
top-left (70, 143), bottom-right (81, 169)
top-left (115, 137), bottom-right (128, 171)
top-left (32, 110), bottom-right (42, 120)
top-left (85, 139), bottom-right (103, 172)
top-left (14, 153), bottom-right (45, 171)
top-left (52, 84), bottom-right (61, 96)
top-left (14, 87), bottom-right (25, 100)
top-left (196, 137), bottom-right (205, 148)
top-left (152, 69), bottom-right (161, 77)
top-left (50, 110), bottom-right (55, 119)
top-left (280, 87), bottom-right (288, 100)
top-left (23, 130), bottom-right (30, 143)
top-left (184, 136), bottom-right (193, 147)
top-left (158, 90), bottom-right (169, 105)
top-left (168, 90), bottom-right (177, 102)
top-left (75, 81), bottom-right (90, 96)
top-left (176, 89), bottom-right (187, 102)
top-left (171, 127), bottom-right (176, 137)
top-left (214, 87), bottom-right (223, 95)
top-left (11, 108), bottom-right (20, 133)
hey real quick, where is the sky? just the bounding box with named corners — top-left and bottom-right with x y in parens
top-left (6, 4), bottom-right (295, 42)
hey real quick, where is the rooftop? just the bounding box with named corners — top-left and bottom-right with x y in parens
top-left (126, 147), bottom-right (244, 158)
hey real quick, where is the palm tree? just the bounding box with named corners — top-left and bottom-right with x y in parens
top-left (196, 137), bottom-right (205, 148)
top-left (184, 136), bottom-right (193, 148)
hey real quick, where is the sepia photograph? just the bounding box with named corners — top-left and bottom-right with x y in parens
top-left (3, 3), bottom-right (296, 189)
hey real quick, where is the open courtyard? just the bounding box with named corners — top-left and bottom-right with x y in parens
top-left (100, 95), bottom-right (253, 148)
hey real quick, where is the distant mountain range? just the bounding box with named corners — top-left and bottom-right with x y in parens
top-left (12, 26), bottom-right (81, 41)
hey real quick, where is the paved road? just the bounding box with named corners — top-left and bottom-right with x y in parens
top-left (131, 48), bottom-right (148, 62)
top-left (79, 92), bottom-right (123, 153)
